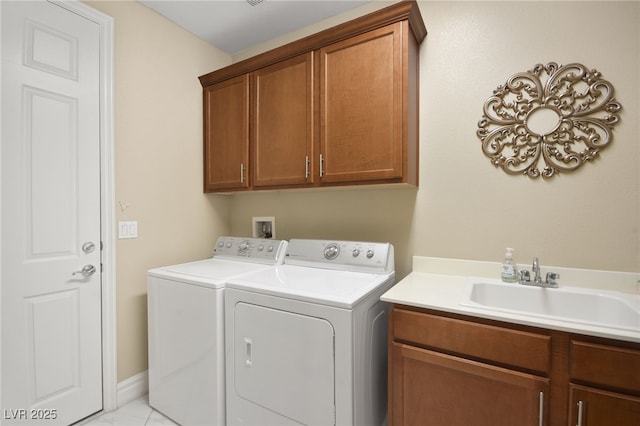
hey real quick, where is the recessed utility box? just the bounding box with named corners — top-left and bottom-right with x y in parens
top-left (252, 216), bottom-right (275, 239)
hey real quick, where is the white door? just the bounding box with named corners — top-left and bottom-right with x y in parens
top-left (1, 1), bottom-right (102, 424)
top-left (234, 302), bottom-right (335, 426)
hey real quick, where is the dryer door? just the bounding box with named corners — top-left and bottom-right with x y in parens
top-left (234, 302), bottom-right (335, 425)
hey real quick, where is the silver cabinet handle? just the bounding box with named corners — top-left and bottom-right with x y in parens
top-left (538, 392), bottom-right (544, 426)
top-left (240, 163), bottom-right (245, 183)
top-left (319, 154), bottom-right (324, 177)
top-left (576, 400), bottom-right (584, 426)
top-left (72, 264), bottom-right (96, 277)
top-left (305, 155), bottom-right (310, 179)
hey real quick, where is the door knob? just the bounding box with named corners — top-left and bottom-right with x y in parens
top-left (82, 242), bottom-right (96, 254)
top-left (72, 264), bottom-right (96, 277)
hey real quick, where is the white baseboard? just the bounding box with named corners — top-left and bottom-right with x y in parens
top-left (116, 370), bottom-right (148, 407)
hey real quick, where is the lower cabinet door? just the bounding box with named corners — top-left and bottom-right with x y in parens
top-left (390, 342), bottom-right (549, 426)
top-left (570, 384), bottom-right (640, 426)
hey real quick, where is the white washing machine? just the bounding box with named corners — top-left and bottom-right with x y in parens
top-left (224, 239), bottom-right (395, 426)
top-left (147, 236), bottom-right (287, 426)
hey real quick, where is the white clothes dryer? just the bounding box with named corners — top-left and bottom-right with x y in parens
top-left (147, 236), bottom-right (287, 426)
top-left (224, 239), bottom-right (395, 426)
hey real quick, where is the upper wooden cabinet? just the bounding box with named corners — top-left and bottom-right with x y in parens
top-left (199, 0), bottom-right (426, 193)
top-left (320, 22), bottom-right (405, 184)
top-left (252, 53), bottom-right (314, 188)
top-left (203, 75), bottom-right (250, 192)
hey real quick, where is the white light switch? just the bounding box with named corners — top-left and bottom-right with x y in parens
top-left (118, 221), bottom-right (138, 239)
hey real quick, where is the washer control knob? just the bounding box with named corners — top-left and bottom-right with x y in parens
top-left (226, 242), bottom-right (232, 248)
top-left (366, 249), bottom-right (375, 259)
top-left (257, 244), bottom-right (264, 251)
top-left (239, 241), bottom-right (250, 251)
top-left (218, 241), bottom-right (224, 248)
top-left (267, 245), bottom-right (274, 252)
top-left (324, 243), bottom-right (340, 260)
top-left (352, 248), bottom-right (360, 257)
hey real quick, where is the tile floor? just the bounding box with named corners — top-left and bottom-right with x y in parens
top-left (82, 395), bottom-right (177, 426)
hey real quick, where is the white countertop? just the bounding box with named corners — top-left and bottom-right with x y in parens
top-left (381, 256), bottom-right (640, 343)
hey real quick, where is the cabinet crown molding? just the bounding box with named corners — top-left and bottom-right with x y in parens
top-left (198, 0), bottom-right (426, 88)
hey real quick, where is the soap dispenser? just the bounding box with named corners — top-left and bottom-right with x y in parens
top-left (501, 248), bottom-right (518, 283)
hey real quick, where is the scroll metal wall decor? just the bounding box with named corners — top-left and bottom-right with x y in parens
top-left (476, 62), bottom-right (622, 178)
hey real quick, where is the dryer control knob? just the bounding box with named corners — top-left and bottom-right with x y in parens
top-left (352, 248), bottom-right (360, 257)
top-left (366, 249), bottom-right (375, 259)
top-left (267, 245), bottom-right (274, 252)
top-left (324, 243), bottom-right (340, 260)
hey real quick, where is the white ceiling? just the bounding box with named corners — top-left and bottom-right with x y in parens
top-left (139, 0), bottom-right (373, 55)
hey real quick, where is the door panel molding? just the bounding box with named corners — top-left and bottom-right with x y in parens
top-left (25, 290), bottom-right (80, 403)
top-left (23, 85), bottom-right (79, 259)
top-left (24, 18), bottom-right (79, 80)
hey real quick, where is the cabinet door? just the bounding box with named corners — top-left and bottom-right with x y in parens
top-left (252, 53), bottom-right (315, 187)
top-left (203, 75), bottom-right (249, 191)
top-left (390, 342), bottom-right (549, 426)
top-left (320, 22), bottom-right (403, 184)
top-left (569, 384), bottom-right (640, 426)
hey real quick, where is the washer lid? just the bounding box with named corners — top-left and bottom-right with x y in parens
top-left (148, 258), bottom-right (276, 288)
top-left (225, 264), bottom-right (395, 308)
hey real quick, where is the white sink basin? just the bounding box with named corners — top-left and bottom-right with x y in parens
top-left (461, 279), bottom-right (640, 332)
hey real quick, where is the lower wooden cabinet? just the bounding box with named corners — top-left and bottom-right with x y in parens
top-left (389, 305), bottom-right (640, 426)
top-left (569, 384), bottom-right (640, 426)
top-left (569, 340), bottom-right (640, 425)
top-left (391, 342), bottom-right (549, 426)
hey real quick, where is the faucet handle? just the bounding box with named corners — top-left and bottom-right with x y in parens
top-left (545, 272), bottom-right (560, 286)
top-left (520, 270), bottom-right (530, 282)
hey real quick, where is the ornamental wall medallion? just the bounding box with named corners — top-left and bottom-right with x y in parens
top-left (476, 62), bottom-right (622, 179)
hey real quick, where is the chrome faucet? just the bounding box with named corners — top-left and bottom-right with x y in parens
top-left (532, 257), bottom-right (541, 284)
top-left (519, 257), bottom-right (559, 288)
